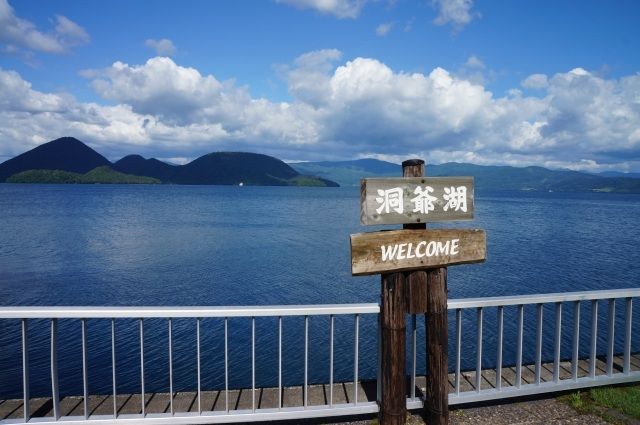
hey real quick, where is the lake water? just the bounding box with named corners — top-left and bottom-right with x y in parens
top-left (1, 184), bottom-right (639, 399)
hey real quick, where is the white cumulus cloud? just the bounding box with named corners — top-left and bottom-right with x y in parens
top-left (522, 73), bottom-right (549, 89)
top-left (1, 53), bottom-right (640, 172)
top-left (432, 0), bottom-right (477, 29)
top-left (281, 49), bottom-right (342, 107)
top-left (277, 0), bottom-right (366, 19)
top-left (54, 15), bottom-right (90, 47)
top-left (88, 57), bottom-right (225, 123)
top-left (145, 38), bottom-right (176, 56)
top-left (0, 0), bottom-right (89, 55)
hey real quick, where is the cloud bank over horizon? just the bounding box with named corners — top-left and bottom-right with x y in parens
top-left (1, 51), bottom-right (639, 172)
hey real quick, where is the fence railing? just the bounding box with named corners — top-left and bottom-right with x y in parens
top-left (1, 288), bottom-right (639, 424)
top-left (406, 288), bottom-right (640, 408)
top-left (0, 304), bottom-right (379, 424)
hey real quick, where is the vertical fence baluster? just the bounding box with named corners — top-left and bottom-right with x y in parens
top-left (82, 319), bottom-right (89, 419)
top-left (455, 309), bottom-right (461, 396)
top-left (624, 298), bottom-right (633, 374)
top-left (572, 301), bottom-right (580, 381)
top-left (197, 318), bottom-right (201, 414)
top-left (225, 317), bottom-right (229, 413)
top-left (279, 316), bottom-right (283, 410)
top-left (22, 319), bottom-right (30, 422)
top-left (554, 302), bottom-right (562, 383)
top-left (354, 314), bottom-right (359, 406)
top-left (607, 299), bottom-right (615, 376)
top-left (140, 318), bottom-right (145, 416)
top-left (590, 300), bottom-right (598, 378)
top-left (51, 318), bottom-right (60, 420)
top-left (169, 319), bottom-right (173, 415)
top-left (411, 314), bottom-right (417, 400)
top-left (496, 306), bottom-right (503, 390)
top-left (329, 315), bottom-right (334, 407)
top-left (516, 305), bottom-right (523, 389)
top-left (7, 297), bottom-right (637, 422)
top-left (112, 319), bottom-right (117, 418)
top-left (304, 315), bottom-right (308, 408)
top-left (475, 307), bottom-right (483, 392)
top-left (535, 304), bottom-right (543, 385)
top-left (252, 316), bottom-right (256, 412)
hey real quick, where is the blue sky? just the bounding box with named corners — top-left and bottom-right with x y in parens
top-left (1, 0), bottom-right (639, 171)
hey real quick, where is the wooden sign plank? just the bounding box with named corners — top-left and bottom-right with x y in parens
top-left (360, 177), bottom-right (474, 225)
top-left (350, 229), bottom-right (486, 276)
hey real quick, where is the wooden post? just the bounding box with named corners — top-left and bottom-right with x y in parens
top-left (377, 158), bottom-right (452, 425)
top-left (425, 267), bottom-right (448, 425)
top-left (402, 160), bottom-right (428, 314)
top-left (402, 159), bottom-right (449, 425)
top-left (380, 272), bottom-right (406, 425)
top-left (377, 159), bottom-right (423, 425)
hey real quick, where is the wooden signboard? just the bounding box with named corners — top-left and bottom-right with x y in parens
top-left (360, 177), bottom-right (474, 225)
top-left (350, 228), bottom-right (486, 276)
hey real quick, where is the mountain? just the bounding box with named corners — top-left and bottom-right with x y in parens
top-left (290, 158), bottom-right (399, 186)
top-left (174, 152), bottom-right (297, 185)
top-left (113, 155), bottom-right (177, 182)
top-left (429, 163), bottom-right (640, 192)
top-left (0, 137), bottom-right (338, 187)
top-left (597, 171), bottom-right (640, 179)
top-left (114, 151), bottom-right (338, 186)
top-left (0, 137), bottom-right (110, 181)
top-left (291, 159), bottom-right (640, 193)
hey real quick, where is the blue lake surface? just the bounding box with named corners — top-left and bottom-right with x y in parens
top-left (1, 184), bottom-right (639, 399)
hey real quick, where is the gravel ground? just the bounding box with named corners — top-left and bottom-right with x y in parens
top-left (281, 398), bottom-right (611, 425)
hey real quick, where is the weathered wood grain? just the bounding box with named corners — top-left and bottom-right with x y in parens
top-left (360, 177), bottom-right (474, 225)
top-left (425, 267), bottom-right (448, 425)
top-left (350, 229), bottom-right (486, 276)
top-left (379, 272), bottom-right (406, 425)
top-left (401, 159), bottom-right (428, 314)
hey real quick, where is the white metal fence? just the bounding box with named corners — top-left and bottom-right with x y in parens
top-left (1, 288), bottom-right (639, 424)
top-left (406, 288), bottom-right (640, 408)
top-left (0, 305), bottom-right (379, 424)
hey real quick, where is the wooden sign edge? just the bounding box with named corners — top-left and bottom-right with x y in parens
top-left (359, 176), bottom-right (475, 226)
top-left (350, 228), bottom-right (486, 276)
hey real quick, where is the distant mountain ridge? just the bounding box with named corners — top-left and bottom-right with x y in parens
top-left (0, 137), bottom-right (338, 187)
top-left (597, 171), bottom-right (640, 179)
top-left (290, 159), bottom-right (640, 193)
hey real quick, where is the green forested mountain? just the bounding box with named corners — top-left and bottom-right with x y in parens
top-left (113, 155), bottom-right (176, 182)
top-left (0, 137), bottom-right (338, 187)
top-left (0, 137), bottom-right (110, 181)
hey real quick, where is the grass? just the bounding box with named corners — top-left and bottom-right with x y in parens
top-left (591, 386), bottom-right (640, 419)
top-left (562, 384), bottom-right (640, 424)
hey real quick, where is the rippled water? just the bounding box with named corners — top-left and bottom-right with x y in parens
top-left (0, 184), bottom-right (639, 399)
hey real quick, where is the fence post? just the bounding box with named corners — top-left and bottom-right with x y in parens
top-left (426, 267), bottom-right (448, 424)
top-left (401, 159), bottom-right (449, 425)
top-left (380, 272), bottom-right (406, 425)
top-left (402, 160), bottom-right (428, 314)
top-left (377, 159), bottom-right (429, 425)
